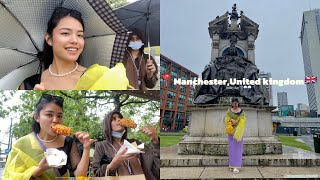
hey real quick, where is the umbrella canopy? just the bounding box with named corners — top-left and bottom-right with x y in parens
top-left (114, 0), bottom-right (160, 47)
top-left (0, 0), bottom-right (128, 90)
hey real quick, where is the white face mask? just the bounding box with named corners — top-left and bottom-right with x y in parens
top-left (128, 41), bottom-right (144, 50)
top-left (111, 130), bottom-right (126, 138)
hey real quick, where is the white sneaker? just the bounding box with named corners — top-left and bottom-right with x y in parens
top-left (233, 168), bottom-right (239, 174)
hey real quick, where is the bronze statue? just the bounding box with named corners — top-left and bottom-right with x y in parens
top-left (194, 33), bottom-right (268, 105)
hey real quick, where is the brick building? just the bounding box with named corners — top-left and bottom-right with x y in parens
top-left (160, 54), bottom-right (198, 131)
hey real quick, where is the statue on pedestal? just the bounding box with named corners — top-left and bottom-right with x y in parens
top-left (194, 34), bottom-right (268, 105)
top-left (229, 4), bottom-right (240, 21)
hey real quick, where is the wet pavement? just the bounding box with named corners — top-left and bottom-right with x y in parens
top-left (160, 142), bottom-right (320, 179)
top-left (161, 144), bottom-right (320, 160)
top-left (161, 166), bottom-right (320, 179)
top-left (297, 135), bottom-right (316, 151)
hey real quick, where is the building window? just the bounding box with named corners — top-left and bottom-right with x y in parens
top-left (169, 83), bottom-right (177, 90)
top-left (182, 71), bottom-right (188, 81)
top-left (189, 90), bottom-right (194, 97)
top-left (176, 112), bottom-right (185, 120)
top-left (180, 86), bottom-right (186, 94)
top-left (160, 59), bottom-right (169, 75)
top-left (179, 94), bottom-right (186, 102)
top-left (160, 78), bottom-right (166, 87)
top-left (164, 110), bottom-right (174, 118)
top-left (190, 75), bottom-right (196, 88)
top-left (171, 65), bottom-right (180, 80)
top-left (188, 97), bottom-right (193, 104)
top-left (166, 101), bottom-right (174, 109)
top-left (160, 88), bottom-right (164, 97)
top-left (167, 91), bottom-right (176, 99)
top-left (177, 103), bottom-right (184, 110)
top-left (163, 110), bottom-right (174, 128)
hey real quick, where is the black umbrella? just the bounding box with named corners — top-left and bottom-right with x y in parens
top-left (114, 0), bottom-right (160, 48)
top-left (0, 0), bottom-right (128, 90)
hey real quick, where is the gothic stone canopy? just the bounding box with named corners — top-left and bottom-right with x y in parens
top-left (208, 7), bottom-right (259, 40)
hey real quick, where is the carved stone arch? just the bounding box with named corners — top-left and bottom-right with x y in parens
top-left (219, 45), bottom-right (247, 58)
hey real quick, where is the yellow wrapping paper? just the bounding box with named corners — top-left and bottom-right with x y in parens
top-left (74, 63), bottom-right (134, 90)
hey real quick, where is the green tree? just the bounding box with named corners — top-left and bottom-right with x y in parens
top-left (8, 91), bottom-right (159, 143)
top-left (0, 91), bottom-right (15, 118)
top-left (106, 0), bottom-right (129, 9)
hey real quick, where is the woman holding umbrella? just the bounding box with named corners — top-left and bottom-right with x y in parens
top-left (18, 7), bottom-right (87, 90)
top-left (19, 7), bottom-right (130, 90)
top-left (123, 29), bottom-right (158, 90)
top-left (2, 93), bottom-right (96, 179)
top-left (92, 111), bottom-right (160, 179)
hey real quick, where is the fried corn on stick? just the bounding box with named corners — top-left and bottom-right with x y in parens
top-left (119, 118), bottom-right (137, 128)
top-left (52, 124), bottom-right (73, 136)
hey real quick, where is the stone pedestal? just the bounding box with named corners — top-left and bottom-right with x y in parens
top-left (229, 19), bottom-right (239, 30)
top-left (178, 104), bottom-right (282, 155)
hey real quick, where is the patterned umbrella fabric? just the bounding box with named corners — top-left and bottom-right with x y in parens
top-left (114, 0), bottom-right (160, 47)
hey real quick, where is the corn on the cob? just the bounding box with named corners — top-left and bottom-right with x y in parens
top-left (119, 118), bottom-right (137, 128)
top-left (52, 124), bottom-right (73, 136)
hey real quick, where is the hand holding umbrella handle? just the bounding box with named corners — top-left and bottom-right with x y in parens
top-left (34, 82), bottom-right (46, 90)
top-left (146, 59), bottom-right (156, 78)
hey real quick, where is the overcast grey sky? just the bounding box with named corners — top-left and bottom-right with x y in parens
top-left (161, 0), bottom-right (320, 108)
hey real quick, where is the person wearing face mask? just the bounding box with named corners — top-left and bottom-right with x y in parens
top-left (92, 112), bottom-right (160, 179)
top-left (123, 29), bottom-right (159, 90)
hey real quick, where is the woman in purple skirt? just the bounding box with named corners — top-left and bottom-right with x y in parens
top-left (225, 97), bottom-right (246, 174)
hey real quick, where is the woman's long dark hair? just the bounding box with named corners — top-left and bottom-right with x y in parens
top-left (32, 94), bottom-right (64, 133)
top-left (102, 111), bottom-right (128, 144)
top-left (41, 7), bottom-right (85, 70)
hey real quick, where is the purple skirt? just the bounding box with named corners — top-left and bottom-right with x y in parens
top-left (228, 134), bottom-right (244, 168)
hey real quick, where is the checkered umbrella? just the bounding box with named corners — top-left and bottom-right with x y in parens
top-left (114, 0), bottom-right (160, 47)
top-left (0, 0), bottom-right (128, 90)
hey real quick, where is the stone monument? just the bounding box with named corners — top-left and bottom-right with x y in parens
top-left (178, 4), bottom-right (282, 155)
